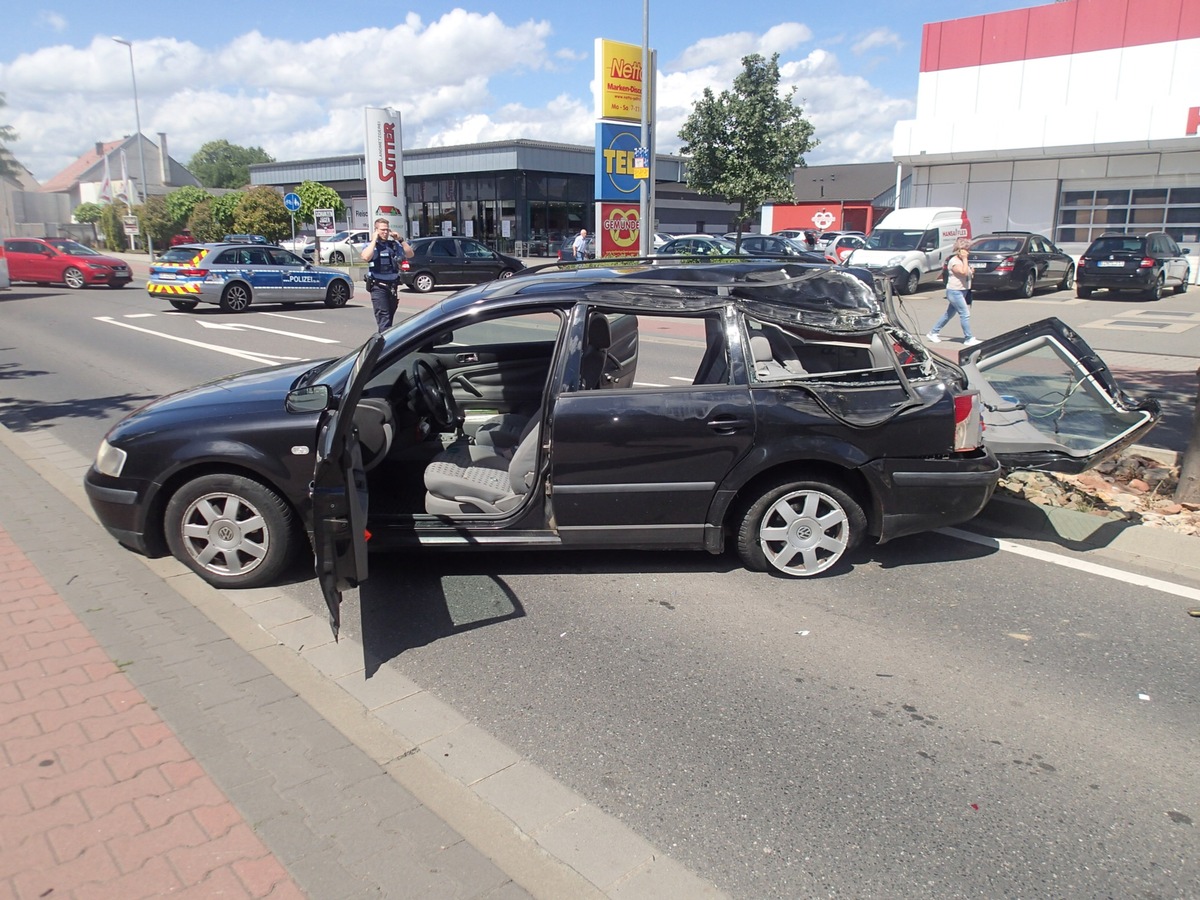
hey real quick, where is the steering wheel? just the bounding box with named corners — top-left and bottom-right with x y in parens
top-left (411, 358), bottom-right (460, 430)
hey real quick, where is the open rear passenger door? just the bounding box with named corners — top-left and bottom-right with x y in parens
top-left (959, 318), bottom-right (1160, 473)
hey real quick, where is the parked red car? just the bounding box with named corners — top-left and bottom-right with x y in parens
top-left (2, 237), bottom-right (133, 289)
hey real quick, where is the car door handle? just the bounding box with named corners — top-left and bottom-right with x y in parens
top-left (707, 415), bottom-right (748, 433)
top-left (456, 352), bottom-right (478, 363)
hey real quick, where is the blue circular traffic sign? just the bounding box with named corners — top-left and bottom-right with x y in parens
top-left (283, 192), bottom-right (302, 212)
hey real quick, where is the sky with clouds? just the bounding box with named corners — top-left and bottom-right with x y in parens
top-left (1, 1), bottom-right (1041, 184)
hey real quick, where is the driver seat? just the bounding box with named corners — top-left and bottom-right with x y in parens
top-left (424, 420), bottom-right (541, 515)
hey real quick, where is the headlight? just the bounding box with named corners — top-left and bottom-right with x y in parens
top-left (94, 439), bottom-right (127, 477)
top-left (887, 255), bottom-right (905, 267)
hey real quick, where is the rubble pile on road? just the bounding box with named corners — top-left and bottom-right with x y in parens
top-left (998, 451), bottom-right (1200, 536)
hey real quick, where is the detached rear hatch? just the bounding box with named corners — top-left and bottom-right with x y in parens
top-left (958, 318), bottom-right (1160, 473)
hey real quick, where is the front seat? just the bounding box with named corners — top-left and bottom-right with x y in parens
top-left (424, 421), bottom-right (541, 515)
top-left (473, 312), bottom-right (614, 451)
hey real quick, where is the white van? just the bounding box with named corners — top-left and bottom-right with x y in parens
top-left (846, 207), bottom-right (970, 295)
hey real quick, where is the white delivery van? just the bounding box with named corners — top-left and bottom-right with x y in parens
top-left (846, 207), bottom-right (971, 295)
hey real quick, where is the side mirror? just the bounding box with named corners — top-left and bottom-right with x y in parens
top-left (286, 384), bottom-right (332, 413)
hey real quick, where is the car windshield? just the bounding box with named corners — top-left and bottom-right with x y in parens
top-left (48, 239), bottom-right (101, 256)
top-left (863, 229), bottom-right (924, 251)
top-left (327, 231), bottom-right (349, 243)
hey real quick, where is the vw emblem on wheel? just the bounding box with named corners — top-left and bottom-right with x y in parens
top-left (796, 524), bottom-right (813, 540)
top-left (217, 524), bottom-right (236, 542)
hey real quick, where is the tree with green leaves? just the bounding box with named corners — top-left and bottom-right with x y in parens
top-left (0, 92), bottom-right (18, 179)
top-left (232, 186), bottom-right (290, 242)
top-left (73, 202), bottom-right (104, 225)
top-left (188, 140), bottom-right (274, 189)
top-left (136, 195), bottom-right (176, 249)
top-left (99, 203), bottom-right (128, 252)
top-left (678, 53), bottom-right (818, 244)
top-left (209, 191), bottom-right (244, 234)
top-left (187, 198), bottom-right (220, 242)
top-left (294, 180), bottom-right (345, 223)
top-left (165, 185), bottom-right (210, 226)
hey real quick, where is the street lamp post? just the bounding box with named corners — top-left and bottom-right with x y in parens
top-left (112, 36), bottom-right (153, 259)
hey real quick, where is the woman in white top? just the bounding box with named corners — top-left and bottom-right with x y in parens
top-left (926, 237), bottom-right (980, 347)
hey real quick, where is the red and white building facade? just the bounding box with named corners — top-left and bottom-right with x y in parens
top-left (893, 0), bottom-right (1199, 278)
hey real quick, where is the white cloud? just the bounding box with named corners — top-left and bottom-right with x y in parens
top-left (852, 28), bottom-right (903, 56)
top-left (2, 14), bottom-right (910, 182)
top-left (37, 11), bottom-right (68, 32)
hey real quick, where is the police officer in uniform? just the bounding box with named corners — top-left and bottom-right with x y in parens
top-left (359, 217), bottom-right (413, 331)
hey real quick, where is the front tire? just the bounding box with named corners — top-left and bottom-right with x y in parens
top-left (324, 280), bottom-right (350, 308)
top-left (168, 299), bottom-right (199, 311)
top-left (1059, 266), bottom-right (1075, 291)
top-left (63, 267), bottom-right (86, 289)
top-left (498, 269), bottom-right (517, 279)
top-left (164, 474), bottom-right (298, 589)
top-left (411, 272), bottom-right (435, 293)
top-left (900, 269), bottom-right (920, 295)
top-left (1175, 269), bottom-right (1190, 294)
top-left (220, 283), bottom-right (251, 312)
top-left (736, 477), bottom-right (865, 577)
top-left (330, 251), bottom-right (345, 264)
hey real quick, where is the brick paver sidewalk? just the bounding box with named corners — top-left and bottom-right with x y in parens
top-left (0, 525), bottom-right (305, 900)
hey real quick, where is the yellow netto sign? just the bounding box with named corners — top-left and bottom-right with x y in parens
top-left (595, 38), bottom-right (643, 122)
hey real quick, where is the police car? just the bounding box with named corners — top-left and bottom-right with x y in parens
top-left (146, 242), bottom-right (355, 313)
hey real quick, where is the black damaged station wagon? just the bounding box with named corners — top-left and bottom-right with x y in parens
top-left (84, 259), bottom-right (1158, 632)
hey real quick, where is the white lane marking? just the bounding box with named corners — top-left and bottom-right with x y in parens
top-left (196, 320), bottom-right (339, 344)
top-left (939, 526), bottom-right (1200, 601)
top-left (125, 313), bottom-right (157, 318)
top-left (260, 311), bottom-right (327, 324)
top-left (94, 317), bottom-right (282, 366)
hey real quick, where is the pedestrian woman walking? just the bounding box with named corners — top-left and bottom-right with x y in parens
top-left (926, 237), bottom-right (980, 347)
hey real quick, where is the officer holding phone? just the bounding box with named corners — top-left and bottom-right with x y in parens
top-left (360, 217), bottom-right (413, 331)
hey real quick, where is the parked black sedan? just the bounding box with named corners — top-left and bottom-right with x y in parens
top-left (964, 232), bottom-right (1075, 298)
top-left (400, 236), bottom-right (525, 293)
top-left (1075, 231), bottom-right (1191, 300)
top-left (84, 260), bottom-right (1158, 634)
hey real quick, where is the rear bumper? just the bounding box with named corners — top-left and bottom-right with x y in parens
top-left (864, 450), bottom-right (1001, 543)
top-left (1077, 268), bottom-right (1155, 290)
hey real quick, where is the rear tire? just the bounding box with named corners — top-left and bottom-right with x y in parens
top-left (168, 299), bottom-right (199, 311)
top-left (219, 283), bottom-right (251, 312)
top-left (1018, 269), bottom-right (1036, 299)
top-left (164, 474), bottom-right (298, 589)
top-left (1145, 275), bottom-right (1165, 301)
top-left (412, 272), bottom-right (435, 293)
top-left (1076, 285), bottom-right (1093, 299)
top-left (736, 476), bottom-right (865, 577)
top-left (324, 280), bottom-right (350, 308)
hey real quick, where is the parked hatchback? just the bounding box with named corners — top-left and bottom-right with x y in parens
top-left (400, 237), bottom-right (525, 293)
top-left (1075, 232), bottom-right (1191, 300)
top-left (962, 232), bottom-right (1075, 298)
top-left (84, 259), bottom-right (1158, 636)
top-left (3, 237), bottom-right (133, 289)
top-left (146, 243), bottom-right (354, 312)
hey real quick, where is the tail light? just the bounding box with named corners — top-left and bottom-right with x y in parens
top-left (953, 391), bottom-right (983, 451)
top-left (400, 259), bottom-right (411, 272)
top-left (178, 268), bottom-right (208, 278)
top-left (995, 256), bottom-right (1015, 273)
top-left (1139, 257), bottom-right (1155, 268)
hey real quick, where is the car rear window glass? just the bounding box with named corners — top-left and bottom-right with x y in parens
top-left (159, 247), bottom-right (203, 262)
top-left (1088, 237), bottom-right (1144, 255)
top-left (973, 239), bottom-right (1022, 253)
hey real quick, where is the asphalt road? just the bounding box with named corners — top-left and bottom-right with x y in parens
top-left (2, 277), bottom-right (1198, 898)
